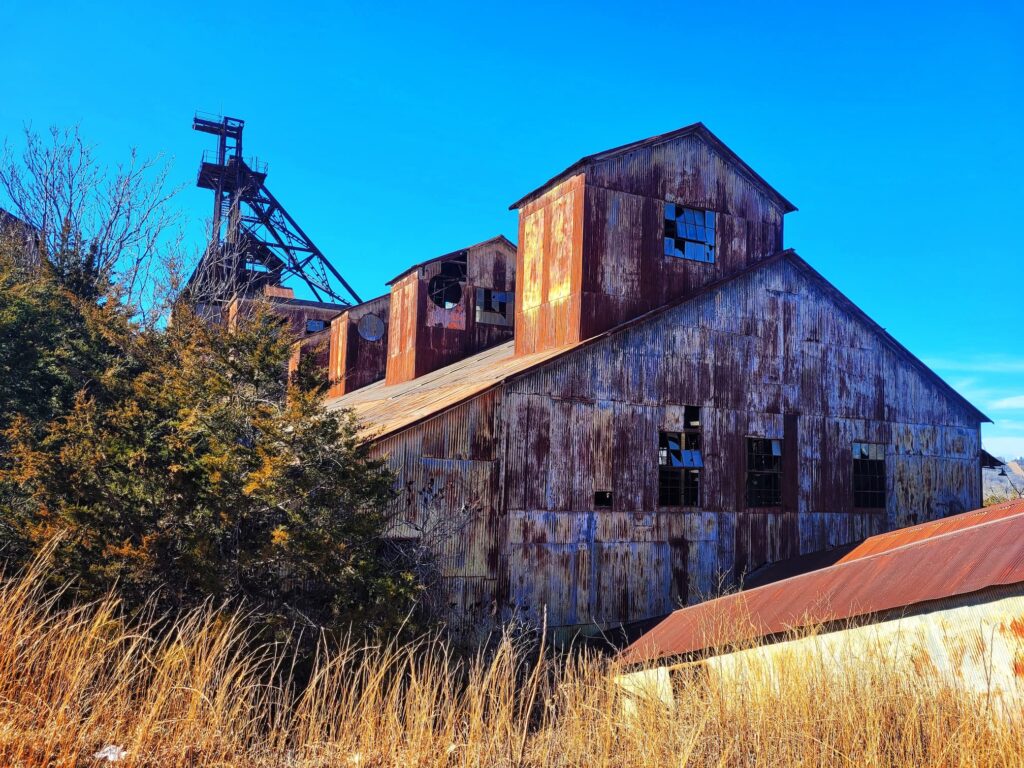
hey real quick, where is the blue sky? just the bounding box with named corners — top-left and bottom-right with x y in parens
top-left (2, 1), bottom-right (1022, 456)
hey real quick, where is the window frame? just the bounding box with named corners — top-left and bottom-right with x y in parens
top-left (658, 406), bottom-right (703, 509)
top-left (663, 203), bottom-right (716, 264)
top-left (475, 287), bottom-right (513, 327)
top-left (746, 436), bottom-right (783, 508)
top-left (852, 441), bottom-right (887, 510)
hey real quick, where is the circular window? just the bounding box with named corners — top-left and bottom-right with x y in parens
top-left (427, 275), bottom-right (463, 310)
top-left (357, 313), bottom-right (386, 342)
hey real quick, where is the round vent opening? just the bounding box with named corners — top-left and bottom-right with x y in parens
top-left (357, 313), bottom-right (386, 342)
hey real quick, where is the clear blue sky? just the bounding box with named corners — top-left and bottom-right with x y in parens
top-left (2, 1), bottom-right (1022, 457)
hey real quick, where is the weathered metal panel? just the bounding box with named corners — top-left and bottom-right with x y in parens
top-left (384, 237), bottom-right (517, 386)
top-left (334, 243), bottom-right (984, 640)
top-left (326, 293), bottom-right (390, 397)
top-left (514, 174), bottom-right (585, 356)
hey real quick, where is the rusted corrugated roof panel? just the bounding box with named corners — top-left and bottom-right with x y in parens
top-left (619, 499), bottom-right (1024, 666)
top-left (327, 339), bottom-right (579, 439)
top-left (508, 123), bottom-right (797, 213)
top-left (837, 499), bottom-right (1024, 564)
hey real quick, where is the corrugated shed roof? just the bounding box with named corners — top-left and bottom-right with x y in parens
top-left (836, 499), bottom-right (1024, 564)
top-left (325, 250), bottom-right (988, 439)
top-left (508, 123), bottom-right (797, 213)
top-left (619, 500), bottom-right (1024, 666)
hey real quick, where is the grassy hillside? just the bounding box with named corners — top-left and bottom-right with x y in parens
top-left (3, 560), bottom-right (1024, 767)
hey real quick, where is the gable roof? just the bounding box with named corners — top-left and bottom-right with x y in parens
top-left (326, 249), bottom-right (988, 439)
top-left (619, 499), bottom-right (1024, 666)
top-left (384, 235), bottom-right (516, 286)
top-left (508, 123), bottom-right (797, 213)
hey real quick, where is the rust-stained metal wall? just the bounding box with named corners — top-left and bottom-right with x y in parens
top-left (369, 256), bottom-right (982, 637)
top-left (514, 133), bottom-right (786, 356)
top-left (386, 237), bottom-right (517, 385)
top-left (327, 293), bottom-right (390, 397)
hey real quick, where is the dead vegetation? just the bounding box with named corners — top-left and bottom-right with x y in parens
top-left (2, 557), bottom-right (1023, 768)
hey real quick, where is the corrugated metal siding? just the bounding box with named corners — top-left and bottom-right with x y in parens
top-left (385, 239), bottom-right (517, 386)
top-left (327, 293), bottom-right (390, 397)
top-left (500, 257), bottom-right (981, 632)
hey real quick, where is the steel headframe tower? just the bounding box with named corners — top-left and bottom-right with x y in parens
top-left (186, 114), bottom-right (361, 308)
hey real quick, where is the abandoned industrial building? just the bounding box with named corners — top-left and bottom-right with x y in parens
top-left (188, 117), bottom-right (988, 639)
top-left (319, 123), bottom-right (987, 639)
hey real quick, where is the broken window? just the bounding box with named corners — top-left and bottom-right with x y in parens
top-left (427, 256), bottom-right (467, 310)
top-left (664, 203), bottom-right (716, 263)
top-left (305, 318), bottom-right (326, 333)
top-left (593, 490), bottom-right (613, 508)
top-left (475, 288), bottom-right (513, 326)
top-left (746, 437), bottom-right (782, 507)
top-left (658, 407), bottom-right (702, 507)
top-left (853, 442), bottom-right (886, 509)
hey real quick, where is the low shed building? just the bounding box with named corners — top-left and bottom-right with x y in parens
top-left (326, 123), bottom-right (988, 640)
top-left (618, 499), bottom-right (1024, 703)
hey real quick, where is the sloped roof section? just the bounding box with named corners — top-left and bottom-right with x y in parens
top-left (836, 499), bottom-right (1024, 564)
top-left (325, 339), bottom-right (579, 438)
top-left (509, 123), bottom-right (797, 213)
top-left (325, 249), bottom-right (988, 438)
top-left (619, 499), bottom-right (1024, 666)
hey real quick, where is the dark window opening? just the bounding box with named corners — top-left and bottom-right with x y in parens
top-left (305, 319), bottom-right (326, 334)
top-left (427, 255), bottom-right (467, 310)
top-left (594, 490), bottom-right (613, 508)
top-left (664, 203), bottom-right (715, 263)
top-left (659, 410), bottom-right (703, 508)
top-left (747, 437), bottom-right (782, 507)
top-left (475, 288), bottom-right (513, 327)
top-left (853, 442), bottom-right (886, 509)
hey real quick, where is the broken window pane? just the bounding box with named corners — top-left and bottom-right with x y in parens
top-left (853, 441), bottom-right (886, 509)
top-left (428, 274), bottom-right (463, 309)
top-left (305, 319), bottom-right (326, 334)
top-left (747, 437), bottom-right (783, 507)
top-left (664, 202), bottom-right (716, 264)
top-left (475, 287), bottom-right (513, 327)
top-left (659, 411), bottom-right (702, 508)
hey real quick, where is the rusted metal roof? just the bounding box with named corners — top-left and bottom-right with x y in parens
top-left (508, 123), bottom-right (798, 213)
top-left (619, 499), bottom-right (1024, 666)
top-left (836, 499), bottom-right (1024, 564)
top-left (384, 235), bottom-right (516, 286)
top-left (326, 250), bottom-right (988, 440)
top-left (326, 338), bottom-right (575, 438)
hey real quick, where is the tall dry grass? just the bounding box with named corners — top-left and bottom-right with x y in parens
top-left (2, 557), bottom-right (1022, 767)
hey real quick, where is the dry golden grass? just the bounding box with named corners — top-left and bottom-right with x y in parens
top-left (2, 558), bottom-right (1023, 767)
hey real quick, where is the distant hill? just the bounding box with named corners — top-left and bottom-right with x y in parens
top-left (984, 458), bottom-right (1024, 504)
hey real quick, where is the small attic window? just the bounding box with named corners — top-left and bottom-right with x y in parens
top-left (475, 288), bottom-right (513, 326)
top-left (305, 319), bottom-right (326, 334)
top-left (664, 203), bottom-right (715, 263)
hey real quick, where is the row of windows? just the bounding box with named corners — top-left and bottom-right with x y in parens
top-left (652, 411), bottom-right (887, 510)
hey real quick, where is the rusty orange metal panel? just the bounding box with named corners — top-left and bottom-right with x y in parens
top-left (514, 174), bottom-right (585, 356)
top-left (327, 293), bottom-right (390, 397)
top-left (620, 500), bottom-right (1024, 666)
top-left (385, 237), bottom-right (516, 386)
